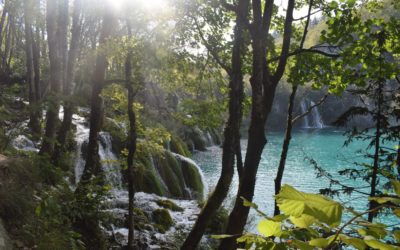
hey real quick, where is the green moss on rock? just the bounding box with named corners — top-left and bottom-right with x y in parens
top-left (152, 209), bottom-right (174, 233)
top-left (170, 136), bottom-right (191, 157)
top-left (181, 160), bottom-right (204, 200)
top-left (156, 199), bottom-right (183, 212)
top-left (133, 154), bottom-right (167, 196)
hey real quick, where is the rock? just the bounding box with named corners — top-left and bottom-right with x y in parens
top-left (152, 209), bottom-right (174, 233)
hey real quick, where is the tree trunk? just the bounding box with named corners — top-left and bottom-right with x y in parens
top-left (125, 18), bottom-right (137, 250)
top-left (368, 80), bottom-right (383, 222)
top-left (53, 0), bottom-right (82, 164)
top-left (40, 0), bottom-right (65, 156)
top-left (80, 2), bottom-right (115, 183)
top-left (220, 1), bottom-right (295, 248)
top-left (24, 0), bottom-right (41, 137)
top-left (274, 85), bottom-right (297, 215)
top-left (180, 1), bottom-right (248, 249)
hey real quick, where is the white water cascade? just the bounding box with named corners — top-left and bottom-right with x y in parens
top-left (300, 99), bottom-right (325, 129)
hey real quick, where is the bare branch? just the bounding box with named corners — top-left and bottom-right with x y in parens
top-left (293, 9), bottom-right (322, 21)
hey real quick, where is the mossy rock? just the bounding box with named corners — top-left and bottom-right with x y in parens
top-left (102, 118), bottom-right (126, 156)
top-left (156, 199), bottom-right (183, 212)
top-left (153, 151), bottom-right (187, 198)
top-left (152, 209), bottom-right (174, 233)
top-left (181, 160), bottom-right (204, 200)
top-left (170, 136), bottom-right (191, 157)
top-left (133, 154), bottom-right (167, 196)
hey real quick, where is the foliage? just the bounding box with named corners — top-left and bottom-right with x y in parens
top-left (214, 183), bottom-right (400, 250)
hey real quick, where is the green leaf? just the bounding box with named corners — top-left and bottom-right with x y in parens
top-left (275, 185), bottom-right (343, 226)
top-left (309, 238), bottom-right (330, 248)
top-left (392, 180), bottom-right (400, 196)
top-left (241, 196), bottom-right (258, 209)
top-left (364, 238), bottom-right (398, 250)
top-left (293, 240), bottom-right (313, 250)
top-left (257, 219), bottom-right (282, 237)
top-left (211, 234), bottom-right (234, 239)
top-left (339, 235), bottom-right (367, 250)
top-left (289, 214), bottom-right (316, 228)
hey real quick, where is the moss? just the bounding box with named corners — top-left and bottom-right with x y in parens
top-left (156, 199), bottom-right (183, 212)
top-left (133, 154), bottom-right (167, 196)
top-left (181, 160), bottom-right (204, 200)
top-left (102, 118), bottom-right (126, 156)
top-left (152, 209), bottom-right (174, 233)
top-left (153, 152), bottom-right (184, 198)
top-left (170, 136), bottom-right (191, 157)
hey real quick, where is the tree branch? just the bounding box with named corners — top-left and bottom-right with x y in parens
top-left (193, 17), bottom-right (232, 76)
top-left (293, 9), bottom-right (322, 21)
top-left (292, 94), bottom-right (328, 124)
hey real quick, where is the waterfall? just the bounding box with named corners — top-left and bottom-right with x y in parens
top-left (300, 100), bottom-right (309, 128)
top-left (73, 113), bottom-right (122, 188)
top-left (300, 99), bottom-right (325, 129)
top-left (310, 101), bottom-right (324, 129)
top-left (99, 132), bottom-right (122, 188)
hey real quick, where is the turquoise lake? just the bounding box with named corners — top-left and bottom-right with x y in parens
top-left (192, 128), bottom-right (393, 230)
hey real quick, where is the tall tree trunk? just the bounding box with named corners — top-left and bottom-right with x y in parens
top-left (368, 80), bottom-right (383, 222)
top-left (274, 85), bottom-right (297, 215)
top-left (274, 0), bottom-right (313, 215)
top-left (24, 0), bottom-right (41, 136)
top-left (80, 2), bottom-right (115, 183)
top-left (53, 0), bottom-right (82, 164)
top-left (40, 0), bottom-right (66, 155)
top-left (125, 17), bottom-right (137, 250)
top-left (220, 1), bottom-right (295, 249)
top-left (74, 4), bottom-right (115, 249)
top-left (180, 1), bottom-right (248, 248)
top-left (0, 1), bottom-right (7, 50)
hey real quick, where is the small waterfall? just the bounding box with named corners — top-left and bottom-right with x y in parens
top-left (310, 101), bottom-right (324, 129)
top-left (300, 100), bottom-right (309, 128)
top-left (99, 132), bottom-right (122, 188)
top-left (11, 135), bottom-right (38, 152)
top-left (300, 99), bottom-right (325, 129)
top-left (73, 114), bottom-right (122, 188)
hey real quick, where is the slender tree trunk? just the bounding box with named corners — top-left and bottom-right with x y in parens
top-left (220, 1), bottom-right (295, 248)
top-left (53, 0), bottom-right (82, 164)
top-left (40, 0), bottom-right (65, 155)
top-left (180, 1), bottom-right (248, 249)
top-left (274, 85), bottom-right (297, 215)
top-left (368, 80), bottom-right (383, 222)
top-left (125, 17), bottom-right (137, 250)
top-left (24, 0), bottom-right (41, 136)
top-left (0, 1), bottom-right (7, 50)
top-left (2, 13), bottom-right (11, 70)
top-left (80, 2), bottom-right (115, 183)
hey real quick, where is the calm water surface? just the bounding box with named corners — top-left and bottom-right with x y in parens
top-left (193, 128), bottom-right (391, 230)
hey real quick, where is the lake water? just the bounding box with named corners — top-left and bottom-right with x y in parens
top-left (192, 128), bottom-right (392, 230)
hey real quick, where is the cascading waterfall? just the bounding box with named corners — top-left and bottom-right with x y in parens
top-left (300, 99), bottom-right (325, 129)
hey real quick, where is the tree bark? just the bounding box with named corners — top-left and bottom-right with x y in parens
top-left (274, 85), bottom-right (297, 215)
top-left (368, 80), bottom-right (383, 222)
top-left (24, 0), bottom-right (41, 137)
top-left (180, 0), bottom-right (248, 248)
top-left (80, 2), bottom-right (115, 183)
top-left (40, 0), bottom-right (66, 155)
top-left (220, 1), bottom-right (295, 249)
top-left (125, 17), bottom-right (137, 250)
top-left (53, 0), bottom-right (83, 164)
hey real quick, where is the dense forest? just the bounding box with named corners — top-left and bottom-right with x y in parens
top-left (0, 0), bottom-right (399, 249)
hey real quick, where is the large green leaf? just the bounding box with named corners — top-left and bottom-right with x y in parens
top-left (293, 240), bottom-right (313, 250)
top-left (392, 180), bottom-right (400, 196)
top-left (309, 238), bottom-right (329, 248)
top-left (289, 214), bottom-right (316, 228)
top-left (364, 238), bottom-right (399, 250)
top-left (275, 185), bottom-right (343, 226)
top-left (339, 235), bottom-right (367, 250)
top-left (257, 219), bottom-right (282, 237)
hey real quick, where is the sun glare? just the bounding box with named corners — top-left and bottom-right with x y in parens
top-left (108, 0), bottom-right (169, 12)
